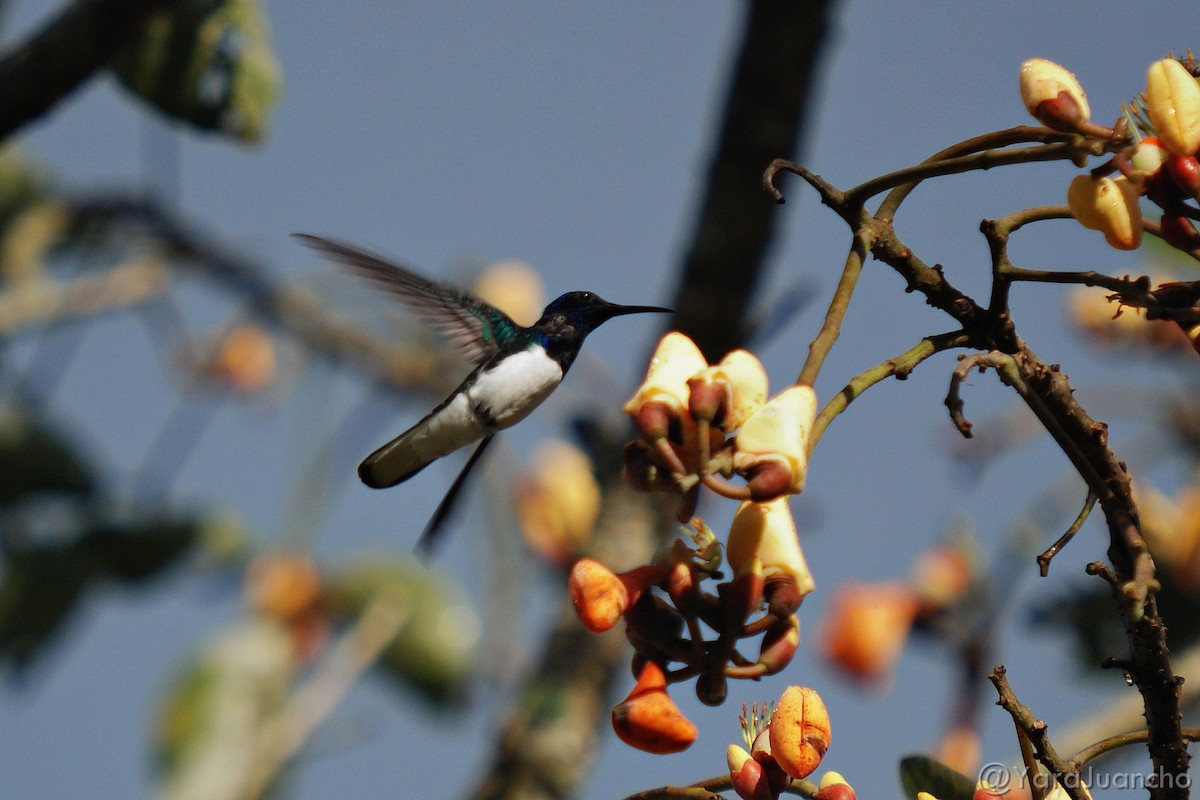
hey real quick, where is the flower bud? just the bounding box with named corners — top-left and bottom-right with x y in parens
top-left (689, 349), bottom-right (770, 431)
top-left (734, 386), bottom-right (818, 498)
top-left (727, 498), bottom-right (815, 599)
top-left (568, 559), bottom-right (665, 634)
top-left (769, 685), bottom-right (831, 779)
top-left (758, 615), bottom-right (801, 675)
top-left (1130, 136), bottom-right (1168, 180)
top-left (1146, 58), bottom-right (1200, 156)
top-left (728, 744), bottom-right (774, 800)
top-left (1067, 174), bottom-right (1143, 250)
top-left (814, 773), bottom-right (858, 800)
top-left (624, 332), bottom-right (708, 425)
top-left (696, 670), bottom-right (727, 706)
top-left (568, 558), bottom-right (629, 632)
top-left (763, 575), bottom-right (806, 619)
top-left (611, 660), bottom-right (697, 754)
top-left (1019, 58), bottom-right (1090, 132)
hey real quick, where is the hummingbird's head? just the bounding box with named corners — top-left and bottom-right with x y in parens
top-left (534, 293), bottom-right (671, 370)
top-left (539, 291), bottom-right (672, 337)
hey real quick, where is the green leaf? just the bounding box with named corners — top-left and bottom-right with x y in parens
top-left (0, 406), bottom-right (95, 506)
top-left (0, 545), bottom-right (92, 671)
top-left (325, 557), bottom-right (478, 708)
top-left (900, 755), bottom-right (977, 800)
top-left (110, 0), bottom-right (282, 142)
top-left (0, 509), bottom-right (249, 672)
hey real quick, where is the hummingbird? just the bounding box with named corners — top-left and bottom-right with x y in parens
top-left (295, 234), bottom-right (671, 551)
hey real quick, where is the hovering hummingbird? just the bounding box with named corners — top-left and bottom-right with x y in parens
top-left (295, 234), bottom-right (672, 552)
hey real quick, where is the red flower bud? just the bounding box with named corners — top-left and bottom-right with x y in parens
top-left (1167, 153), bottom-right (1200, 200)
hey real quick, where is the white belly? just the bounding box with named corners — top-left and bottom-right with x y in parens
top-left (467, 347), bottom-right (564, 426)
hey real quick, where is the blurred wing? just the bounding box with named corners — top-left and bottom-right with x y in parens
top-left (294, 233), bottom-right (516, 363)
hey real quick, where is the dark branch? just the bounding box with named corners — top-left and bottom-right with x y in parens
top-left (0, 0), bottom-right (184, 141)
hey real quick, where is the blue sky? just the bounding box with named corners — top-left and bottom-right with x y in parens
top-left (1, 3), bottom-right (1196, 799)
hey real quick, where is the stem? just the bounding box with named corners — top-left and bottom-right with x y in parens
top-left (1072, 728), bottom-right (1200, 768)
top-left (875, 126), bottom-right (1124, 220)
top-left (849, 143), bottom-right (1080, 209)
top-left (990, 666), bottom-right (1090, 800)
top-left (795, 231), bottom-right (869, 386)
top-left (808, 330), bottom-right (969, 456)
top-left (1037, 491), bottom-right (1098, 576)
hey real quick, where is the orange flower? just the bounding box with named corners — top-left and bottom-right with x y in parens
top-left (211, 324), bottom-right (276, 392)
top-left (611, 660), bottom-right (697, 754)
top-left (567, 558), bottom-right (664, 633)
top-left (768, 685), bottom-right (831, 779)
top-left (821, 581), bottom-right (920, 684)
top-left (245, 552), bottom-right (321, 623)
top-left (726, 498), bottom-right (815, 600)
top-left (910, 546), bottom-right (972, 612)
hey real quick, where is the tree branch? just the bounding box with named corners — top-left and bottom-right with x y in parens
top-left (0, 0), bottom-right (183, 141)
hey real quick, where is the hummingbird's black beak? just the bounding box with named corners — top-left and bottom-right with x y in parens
top-left (599, 302), bottom-right (673, 321)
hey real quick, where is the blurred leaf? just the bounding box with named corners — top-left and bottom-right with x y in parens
top-left (0, 405), bottom-right (95, 505)
top-left (900, 755), bottom-right (977, 800)
top-left (0, 544), bottom-right (91, 670)
top-left (0, 509), bottom-right (250, 672)
top-left (110, 0), bottom-right (282, 142)
top-left (1031, 569), bottom-right (1200, 673)
top-left (324, 557), bottom-right (478, 707)
top-left (0, 146), bottom-right (49, 237)
top-left (153, 618), bottom-right (294, 800)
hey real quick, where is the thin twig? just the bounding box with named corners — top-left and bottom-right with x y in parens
top-left (1037, 491), bottom-right (1098, 576)
top-left (1071, 727), bottom-right (1200, 768)
top-left (809, 330), bottom-right (969, 456)
top-left (945, 352), bottom-right (1013, 438)
top-left (990, 666), bottom-right (1091, 800)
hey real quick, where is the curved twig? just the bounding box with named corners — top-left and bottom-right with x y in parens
top-left (1038, 490), bottom-right (1098, 576)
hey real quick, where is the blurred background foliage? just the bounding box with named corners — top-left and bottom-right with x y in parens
top-left (3, 2), bottom-right (1200, 800)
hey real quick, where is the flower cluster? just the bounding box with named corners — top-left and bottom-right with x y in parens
top-left (1022, 56), bottom-right (1200, 351)
top-left (725, 687), bottom-right (840, 800)
top-left (622, 331), bottom-right (816, 513)
top-left (568, 332), bottom-right (820, 753)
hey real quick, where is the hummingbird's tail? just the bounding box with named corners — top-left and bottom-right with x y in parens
top-left (357, 445), bottom-right (430, 488)
top-left (357, 390), bottom-right (492, 488)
